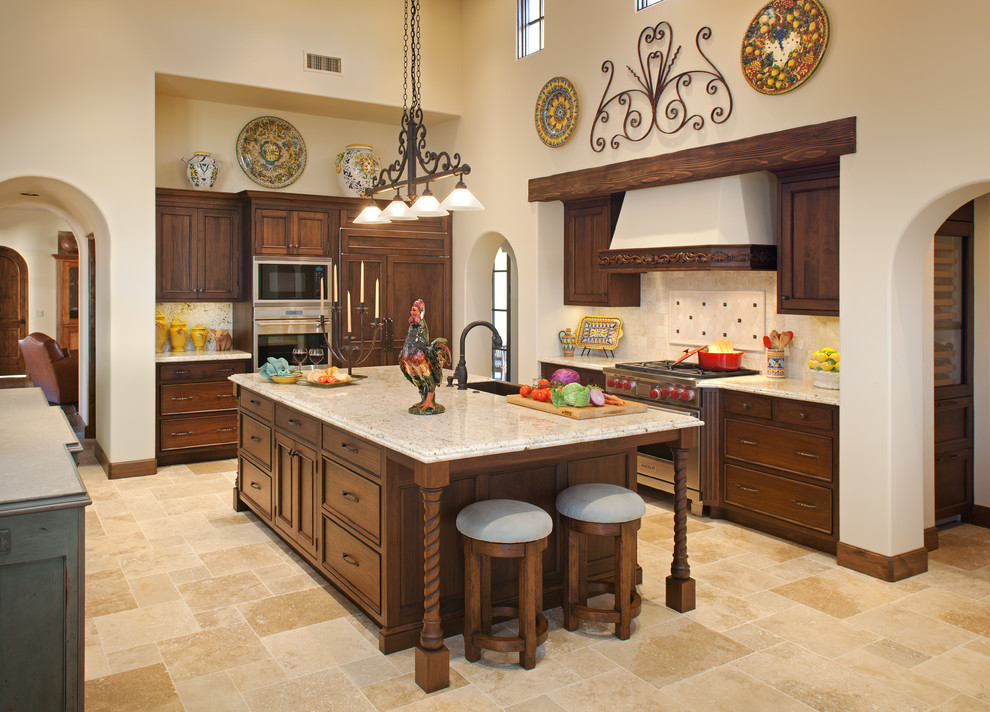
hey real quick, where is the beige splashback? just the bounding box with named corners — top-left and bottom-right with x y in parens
top-left (156, 302), bottom-right (233, 353)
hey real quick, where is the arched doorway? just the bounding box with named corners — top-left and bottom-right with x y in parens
top-left (0, 245), bottom-right (28, 375)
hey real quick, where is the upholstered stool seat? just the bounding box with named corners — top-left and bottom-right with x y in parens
top-left (456, 499), bottom-right (553, 669)
top-left (556, 483), bottom-right (646, 640)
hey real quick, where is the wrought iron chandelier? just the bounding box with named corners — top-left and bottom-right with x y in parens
top-left (354, 0), bottom-right (483, 224)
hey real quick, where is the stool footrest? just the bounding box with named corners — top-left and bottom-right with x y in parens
top-left (574, 593), bottom-right (642, 624)
top-left (471, 614), bottom-right (549, 654)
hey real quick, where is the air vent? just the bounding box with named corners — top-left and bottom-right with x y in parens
top-left (305, 52), bottom-right (342, 75)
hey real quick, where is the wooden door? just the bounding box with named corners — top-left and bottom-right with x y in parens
top-left (273, 432), bottom-right (319, 555)
top-left (254, 209), bottom-right (293, 255)
top-left (198, 207), bottom-right (241, 300)
top-left (0, 246), bottom-right (29, 375)
top-left (157, 205), bottom-right (197, 299)
top-left (562, 195), bottom-right (637, 307)
top-left (294, 211), bottom-right (332, 256)
top-left (386, 255), bottom-right (451, 367)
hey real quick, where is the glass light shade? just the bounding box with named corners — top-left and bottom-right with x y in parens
top-left (408, 189), bottom-right (449, 217)
top-left (353, 202), bottom-right (391, 224)
top-left (439, 182), bottom-right (484, 211)
top-left (382, 195), bottom-right (418, 220)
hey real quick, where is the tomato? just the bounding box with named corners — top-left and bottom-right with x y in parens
top-left (519, 384), bottom-right (533, 398)
top-left (532, 387), bottom-right (551, 402)
top-left (537, 378), bottom-right (551, 388)
top-left (318, 375), bottom-right (330, 383)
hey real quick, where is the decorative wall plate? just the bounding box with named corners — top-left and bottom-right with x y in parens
top-left (575, 315), bottom-right (623, 351)
top-left (740, 0), bottom-right (830, 95)
top-left (236, 116), bottom-right (307, 188)
top-left (535, 77), bottom-right (579, 147)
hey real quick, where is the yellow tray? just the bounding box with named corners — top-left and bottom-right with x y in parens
top-left (575, 315), bottom-right (623, 350)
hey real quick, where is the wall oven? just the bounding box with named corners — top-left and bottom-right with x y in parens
top-left (253, 305), bottom-right (327, 369)
top-left (254, 257), bottom-right (330, 306)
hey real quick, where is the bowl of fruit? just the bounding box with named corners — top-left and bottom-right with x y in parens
top-left (808, 347), bottom-right (839, 389)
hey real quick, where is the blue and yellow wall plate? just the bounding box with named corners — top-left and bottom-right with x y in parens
top-left (535, 77), bottom-right (579, 148)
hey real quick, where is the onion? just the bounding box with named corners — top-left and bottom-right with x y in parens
top-left (588, 388), bottom-right (605, 407)
top-left (550, 368), bottom-right (581, 385)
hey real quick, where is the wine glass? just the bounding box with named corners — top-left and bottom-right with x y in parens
top-left (291, 347), bottom-right (307, 371)
top-left (308, 347), bottom-right (324, 367)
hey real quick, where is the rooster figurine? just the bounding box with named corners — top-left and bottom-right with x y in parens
top-left (399, 299), bottom-right (452, 415)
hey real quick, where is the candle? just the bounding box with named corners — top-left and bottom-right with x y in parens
top-left (332, 265), bottom-right (338, 304)
top-left (320, 276), bottom-right (325, 316)
top-left (360, 261), bottom-right (365, 302)
top-left (347, 291), bottom-right (352, 333)
top-left (375, 279), bottom-right (380, 318)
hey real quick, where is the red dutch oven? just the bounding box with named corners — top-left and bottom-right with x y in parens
top-left (697, 348), bottom-right (743, 371)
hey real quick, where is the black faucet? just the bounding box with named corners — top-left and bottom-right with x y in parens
top-left (450, 321), bottom-right (503, 389)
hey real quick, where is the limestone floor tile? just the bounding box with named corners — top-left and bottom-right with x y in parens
top-left (195, 605), bottom-right (247, 630)
top-left (732, 641), bottom-right (929, 711)
top-left (835, 646), bottom-right (959, 707)
top-left (175, 671), bottom-right (251, 712)
top-left (692, 557), bottom-right (788, 596)
top-left (917, 561), bottom-right (990, 600)
top-left (684, 581), bottom-right (770, 632)
top-left (897, 588), bottom-right (990, 637)
top-left (99, 513), bottom-right (144, 536)
top-left (743, 589), bottom-right (800, 614)
top-left (157, 622), bottom-right (272, 682)
top-left (721, 622), bottom-right (786, 652)
top-left (117, 542), bottom-right (203, 580)
top-left (505, 695), bottom-right (567, 712)
top-left (169, 564), bottom-right (214, 585)
top-left (698, 525), bottom-right (813, 562)
top-left (187, 458), bottom-right (237, 475)
top-left (360, 669), bottom-right (469, 711)
top-left (551, 646), bottom-right (618, 679)
top-left (85, 508), bottom-right (106, 537)
top-left (932, 695), bottom-right (990, 711)
top-left (846, 603), bottom-right (977, 656)
top-left (85, 624), bottom-right (110, 681)
top-left (238, 586), bottom-right (350, 637)
top-left (387, 684), bottom-right (502, 712)
top-left (264, 571), bottom-right (326, 595)
top-left (863, 638), bottom-right (932, 668)
top-left (771, 567), bottom-right (908, 619)
top-left (761, 554), bottom-right (834, 582)
top-left (638, 512), bottom-right (712, 545)
top-left (549, 667), bottom-right (690, 712)
top-left (966, 637), bottom-right (990, 657)
top-left (177, 570), bottom-right (272, 612)
top-left (243, 668), bottom-right (376, 712)
top-left (658, 530), bottom-right (748, 565)
top-left (93, 492), bottom-right (169, 521)
top-left (450, 657), bottom-right (582, 708)
top-left (182, 521), bottom-right (274, 553)
top-left (199, 542), bottom-right (288, 577)
top-left (594, 616), bottom-right (752, 688)
top-left (158, 492), bottom-right (234, 516)
top-left (84, 662), bottom-right (183, 712)
top-left (663, 665), bottom-right (813, 711)
top-left (930, 529), bottom-right (990, 570)
top-left (86, 529), bottom-right (150, 560)
top-left (106, 643), bottom-right (163, 675)
top-left (94, 598), bottom-right (200, 653)
top-left (138, 511), bottom-right (216, 540)
top-left (129, 572), bottom-right (182, 607)
top-left (262, 617), bottom-right (380, 677)
top-left (340, 654), bottom-right (405, 688)
top-left (86, 567), bottom-right (139, 617)
top-left (225, 658), bottom-right (289, 694)
top-left (150, 474), bottom-right (233, 500)
top-left (754, 605), bottom-right (878, 659)
top-left (913, 647), bottom-right (990, 703)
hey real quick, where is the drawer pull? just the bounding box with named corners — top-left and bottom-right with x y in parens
top-left (217, 367), bottom-right (236, 373)
top-left (171, 396), bottom-right (194, 401)
top-left (791, 499), bottom-right (819, 510)
top-left (734, 483), bottom-right (760, 494)
top-left (249, 399), bottom-right (261, 406)
top-left (288, 418), bottom-right (301, 427)
top-left (249, 435), bottom-right (262, 443)
top-left (216, 393), bottom-right (235, 399)
top-left (170, 431), bottom-right (193, 437)
top-left (342, 491), bottom-right (360, 503)
top-left (342, 554), bottom-right (360, 567)
top-left (172, 369), bottom-right (190, 375)
top-left (736, 438), bottom-right (760, 446)
top-left (791, 449), bottom-right (820, 459)
top-left (341, 443), bottom-right (359, 454)
top-left (216, 426), bottom-right (237, 433)
top-left (935, 453), bottom-right (959, 462)
top-left (250, 481), bottom-right (262, 490)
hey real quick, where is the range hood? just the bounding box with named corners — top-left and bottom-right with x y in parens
top-left (600, 173), bottom-right (777, 271)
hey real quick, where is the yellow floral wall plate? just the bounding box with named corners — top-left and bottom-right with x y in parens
top-left (236, 116), bottom-right (307, 188)
top-left (575, 316), bottom-right (623, 350)
top-left (741, 0), bottom-right (830, 95)
top-left (535, 77), bottom-right (579, 147)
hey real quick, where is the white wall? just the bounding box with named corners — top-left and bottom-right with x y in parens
top-left (0, 209), bottom-right (65, 340)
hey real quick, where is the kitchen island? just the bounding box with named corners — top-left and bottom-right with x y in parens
top-left (230, 367), bottom-right (702, 692)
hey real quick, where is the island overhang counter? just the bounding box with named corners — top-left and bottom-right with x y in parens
top-left (229, 368), bottom-right (701, 692)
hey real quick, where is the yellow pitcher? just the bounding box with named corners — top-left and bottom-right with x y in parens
top-left (155, 309), bottom-right (168, 352)
top-left (191, 323), bottom-right (208, 351)
top-left (169, 317), bottom-right (188, 351)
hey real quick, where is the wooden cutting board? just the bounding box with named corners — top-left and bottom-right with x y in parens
top-left (505, 394), bottom-right (647, 419)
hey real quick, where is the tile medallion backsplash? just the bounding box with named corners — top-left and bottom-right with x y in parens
top-left (578, 272), bottom-right (839, 380)
top-left (156, 302), bottom-right (233, 352)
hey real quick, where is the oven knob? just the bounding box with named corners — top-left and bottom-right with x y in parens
top-left (623, 380), bottom-right (633, 390)
top-left (660, 387), bottom-right (670, 398)
top-left (669, 388), bottom-right (680, 399)
top-left (680, 389), bottom-right (693, 401)
top-left (606, 378), bottom-right (615, 387)
top-left (649, 388), bottom-right (659, 399)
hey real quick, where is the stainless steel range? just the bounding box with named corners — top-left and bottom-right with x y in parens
top-left (603, 360), bottom-right (759, 514)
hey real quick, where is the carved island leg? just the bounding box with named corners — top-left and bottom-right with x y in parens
top-left (414, 461), bottom-right (450, 693)
top-left (666, 442), bottom-right (696, 612)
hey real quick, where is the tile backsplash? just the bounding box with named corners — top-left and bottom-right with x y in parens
top-left (584, 272), bottom-right (839, 380)
top-left (156, 302), bottom-right (233, 352)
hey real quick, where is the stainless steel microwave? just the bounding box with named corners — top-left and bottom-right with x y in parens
top-left (253, 257), bottom-right (331, 306)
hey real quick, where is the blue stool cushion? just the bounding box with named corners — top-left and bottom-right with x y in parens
top-left (456, 499), bottom-right (553, 544)
top-left (556, 483), bottom-right (645, 524)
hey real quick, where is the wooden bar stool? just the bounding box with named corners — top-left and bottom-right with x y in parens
top-left (556, 483), bottom-right (646, 640)
top-left (456, 499), bottom-right (553, 669)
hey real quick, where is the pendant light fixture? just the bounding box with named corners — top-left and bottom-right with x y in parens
top-left (353, 0), bottom-right (483, 225)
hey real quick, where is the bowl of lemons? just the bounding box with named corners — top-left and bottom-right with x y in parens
top-left (808, 347), bottom-right (839, 389)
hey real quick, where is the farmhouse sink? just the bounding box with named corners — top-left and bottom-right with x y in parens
top-left (463, 380), bottom-right (523, 396)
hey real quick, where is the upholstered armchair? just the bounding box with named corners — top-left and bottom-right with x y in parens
top-left (17, 332), bottom-right (78, 406)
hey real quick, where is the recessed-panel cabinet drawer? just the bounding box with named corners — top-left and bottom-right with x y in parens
top-left (159, 360), bottom-right (248, 381)
top-left (722, 390), bottom-right (772, 419)
top-left (775, 399), bottom-right (833, 431)
top-left (725, 419), bottom-right (832, 481)
top-left (321, 516), bottom-right (381, 610)
top-left (160, 412), bottom-right (238, 450)
top-left (322, 423), bottom-right (381, 476)
top-left (322, 458), bottom-right (380, 544)
top-left (161, 381), bottom-right (237, 414)
top-left (239, 389), bottom-right (274, 422)
top-left (239, 455), bottom-right (273, 520)
top-left (276, 404), bottom-right (320, 445)
top-left (240, 413), bottom-right (272, 469)
top-left (724, 463), bottom-right (832, 534)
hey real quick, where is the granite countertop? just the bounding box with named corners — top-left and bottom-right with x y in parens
top-left (156, 349), bottom-right (252, 363)
top-left (701, 375), bottom-right (840, 406)
top-left (231, 367), bottom-right (701, 464)
top-left (0, 388), bottom-right (90, 513)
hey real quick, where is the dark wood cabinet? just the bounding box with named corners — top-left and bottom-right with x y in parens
top-left (563, 194), bottom-right (640, 307)
top-left (156, 188), bottom-right (243, 301)
top-left (156, 358), bottom-right (249, 465)
top-left (53, 253), bottom-right (79, 352)
top-left (775, 164), bottom-right (840, 316)
top-left (711, 389), bottom-right (839, 553)
top-left (274, 430), bottom-right (319, 556)
top-left (245, 192), bottom-right (340, 257)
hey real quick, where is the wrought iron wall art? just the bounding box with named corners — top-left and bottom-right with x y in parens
top-left (590, 22), bottom-right (732, 153)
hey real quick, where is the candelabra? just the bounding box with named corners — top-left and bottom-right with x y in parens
top-left (318, 302), bottom-right (393, 376)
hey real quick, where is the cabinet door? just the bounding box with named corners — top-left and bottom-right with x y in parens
top-left (254, 209), bottom-right (293, 255)
top-left (157, 205), bottom-right (197, 299)
top-left (563, 195), bottom-right (638, 307)
top-left (294, 211), bottom-right (332, 256)
top-left (777, 165), bottom-right (839, 315)
top-left (197, 207), bottom-right (241, 299)
top-left (274, 432), bottom-right (319, 556)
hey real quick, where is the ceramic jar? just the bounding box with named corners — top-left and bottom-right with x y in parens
top-left (335, 144), bottom-right (381, 196)
top-left (155, 310), bottom-right (168, 353)
top-left (558, 328), bottom-right (576, 357)
top-left (181, 152), bottom-right (222, 189)
top-left (191, 323), bottom-right (208, 351)
top-left (169, 318), bottom-right (188, 351)
top-left (766, 348), bottom-right (785, 379)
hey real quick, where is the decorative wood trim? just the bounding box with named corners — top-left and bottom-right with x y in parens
top-left (836, 541), bottom-right (928, 582)
top-left (528, 117), bottom-right (856, 203)
top-left (924, 526), bottom-right (939, 551)
top-left (94, 441), bottom-right (157, 479)
top-left (598, 244), bottom-right (777, 272)
top-left (970, 504), bottom-right (990, 529)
